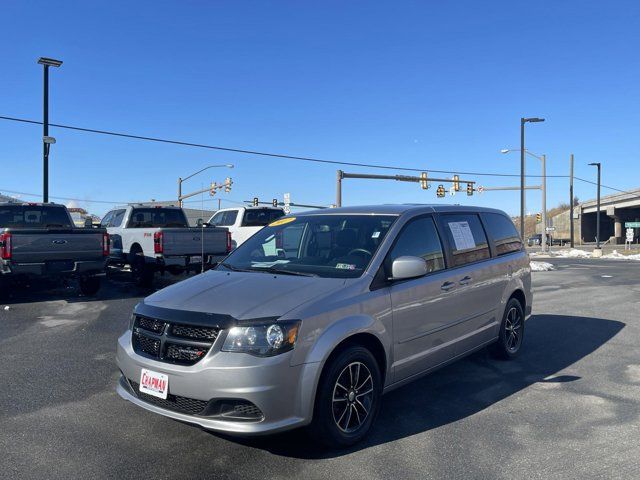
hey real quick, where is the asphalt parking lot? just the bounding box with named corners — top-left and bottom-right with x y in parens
top-left (1, 258), bottom-right (638, 480)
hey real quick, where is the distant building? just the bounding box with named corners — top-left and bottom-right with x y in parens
top-left (0, 193), bottom-right (23, 204)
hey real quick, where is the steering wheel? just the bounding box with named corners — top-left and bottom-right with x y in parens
top-left (347, 248), bottom-right (372, 257)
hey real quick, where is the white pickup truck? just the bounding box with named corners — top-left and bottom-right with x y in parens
top-left (103, 205), bottom-right (230, 286)
top-left (207, 206), bottom-right (285, 249)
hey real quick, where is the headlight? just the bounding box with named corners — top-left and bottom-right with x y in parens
top-left (222, 320), bottom-right (301, 356)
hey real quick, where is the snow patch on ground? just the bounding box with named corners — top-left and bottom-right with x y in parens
top-left (530, 261), bottom-right (555, 272)
top-left (533, 248), bottom-right (640, 260)
top-left (602, 250), bottom-right (640, 260)
top-left (552, 249), bottom-right (592, 258)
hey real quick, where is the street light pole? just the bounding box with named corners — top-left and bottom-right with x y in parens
top-left (37, 57), bottom-right (63, 203)
top-left (519, 117), bottom-right (545, 239)
top-left (589, 162), bottom-right (602, 249)
top-left (177, 164), bottom-right (233, 207)
top-left (541, 154), bottom-right (547, 252)
top-left (520, 119), bottom-right (525, 239)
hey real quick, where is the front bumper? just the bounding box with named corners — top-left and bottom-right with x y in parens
top-left (116, 331), bottom-right (321, 435)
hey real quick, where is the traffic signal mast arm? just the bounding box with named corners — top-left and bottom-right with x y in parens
top-left (337, 171), bottom-right (476, 186)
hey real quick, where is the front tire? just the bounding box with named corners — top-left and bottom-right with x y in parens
top-left (490, 297), bottom-right (525, 359)
top-left (309, 346), bottom-right (382, 448)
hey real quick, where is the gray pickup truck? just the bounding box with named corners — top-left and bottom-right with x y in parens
top-left (0, 203), bottom-right (109, 295)
top-left (103, 205), bottom-right (231, 287)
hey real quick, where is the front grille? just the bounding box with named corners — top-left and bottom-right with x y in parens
top-left (129, 381), bottom-right (208, 415)
top-left (172, 324), bottom-right (219, 341)
top-left (132, 315), bottom-right (219, 366)
top-left (137, 316), bottom-right (166, 333)
top-left (166, 343), bottom-right (208, 362)
top-left (134, 335), bottom-right (161, 357)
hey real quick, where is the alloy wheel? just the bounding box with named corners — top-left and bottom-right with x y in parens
top-left (504, 306), bottom-right (523, 352)
top-left (332, 362), bottom-right (374, 433)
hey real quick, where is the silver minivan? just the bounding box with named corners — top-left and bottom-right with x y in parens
top-left (116, 205), bottom-right (531, 447)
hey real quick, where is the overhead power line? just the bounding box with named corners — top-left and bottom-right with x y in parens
top-left (0, 114), bottom-right (566, 179)
top-left (2, 114), bottom-right (639, 199)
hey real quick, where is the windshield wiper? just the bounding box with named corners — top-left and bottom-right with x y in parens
top-left (256, 266), bottom-right (317, 277)
top-left (45, 223), bottom-right (67, 228)
top-left (219, 262), bottom-right (254, 273)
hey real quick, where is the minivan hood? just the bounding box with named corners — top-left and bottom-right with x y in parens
top-left (141, 270), bottom-right (347, 322)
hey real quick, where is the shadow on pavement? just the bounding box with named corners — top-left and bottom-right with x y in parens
top-left (0, 271), bottom-right (190, 305)
top-left (222, 314), bottom-right (624, 458)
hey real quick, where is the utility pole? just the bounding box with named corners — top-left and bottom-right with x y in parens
top-left (336, 170), bottom-right (343, 207)
top-left (569, 154), bottom-right (575, 248)
top-left (541, 154), bottom-right (547, 252)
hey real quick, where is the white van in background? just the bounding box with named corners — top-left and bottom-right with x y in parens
top-left (208, 206), bottom-right (285, 249)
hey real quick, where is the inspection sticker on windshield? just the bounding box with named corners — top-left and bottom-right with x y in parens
top-left (269, 217), bottom-right (296, 227)
top-left (371, 231), bottom-right (381, 239)
top-left (336, 263), bottom-right (356, 270)
top-left (139, 368), bottom-right (168, 399)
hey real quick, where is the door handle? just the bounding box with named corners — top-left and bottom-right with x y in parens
top-left (459, 276), bottom-right (472, 285)
top-left (441, 281), bottom-right (456, 291)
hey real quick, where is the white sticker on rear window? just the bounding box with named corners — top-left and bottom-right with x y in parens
top-left (336, 263), bottom-right (356, 270)
top-left (448, 221), bottom-right (476, 251)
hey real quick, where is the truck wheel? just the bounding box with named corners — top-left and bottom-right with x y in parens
top-left (78, 277), bottom-right (101, 296)
top-left (309, 345), bottom-right (382, 448)
top-left (490, 297), bottom-right (525, 360)
top-left (131, 252), bottom-right (154, 287)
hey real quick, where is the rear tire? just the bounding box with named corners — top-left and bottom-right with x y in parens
top-left (131, 252), bottom-right (154, 287)
top-left (490, 297), bottom-right (525, 359)
top-left (309, 346), bottom-right (382, 448)
top-left (78, 276), bottom-right (101, 296)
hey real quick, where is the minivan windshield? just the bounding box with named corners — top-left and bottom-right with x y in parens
top-left (218, 214), bottom-right (397, 278)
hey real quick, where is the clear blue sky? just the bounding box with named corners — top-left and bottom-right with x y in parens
top-left (1, 1), bottom-right (639, 217)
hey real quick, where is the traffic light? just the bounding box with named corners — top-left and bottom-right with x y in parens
top-left (453, 175), bottom-right (460, 192)
top-left (253, 197), bottom-right (259, 207)
top-left (224, 177), bottom-right (233, 193)
top-left (209, 182), bottom-right (217, 196)
top-left (536, 213), bottom-right (542, 223)
top-left (272, 198), bottom-right (278, 207)
top-left (420, 172), bottom-right (429, 189)
top-left (466, 183), bottom-right (473, 196)
top-left (436, 184), bottom-right (446, 198)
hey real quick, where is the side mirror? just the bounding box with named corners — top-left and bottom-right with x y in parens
top-left (390, 256), bottom-right (428, 281)
top-left (196, 218), bottom-right (204, 227)
top-left (84, 218), bottom-right (93, 228)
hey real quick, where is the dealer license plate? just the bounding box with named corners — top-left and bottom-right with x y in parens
top-left (139, 368), bottom-right (168, 399)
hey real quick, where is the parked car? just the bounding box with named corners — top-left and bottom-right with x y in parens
top-left (0, 203), bottom-right (108, 295)
top-left (102, 205), bottom-right (231, 286)
top-left (527, 234), bottom-right (568, 247)
top-left (207, 206), bottom-right (285, 249)
top-left (116, 205), bottom-right (531, 447)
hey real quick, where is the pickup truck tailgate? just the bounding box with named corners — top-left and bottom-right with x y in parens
top-left (160, 228), bottom-right (228, 256)
top-left (10, 230), bottom-right (104, 263)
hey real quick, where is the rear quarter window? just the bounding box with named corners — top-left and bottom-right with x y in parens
top-left (441, 213), bottom-right (490, 267)
top-left (483, 213), bottom-right (523, 255)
